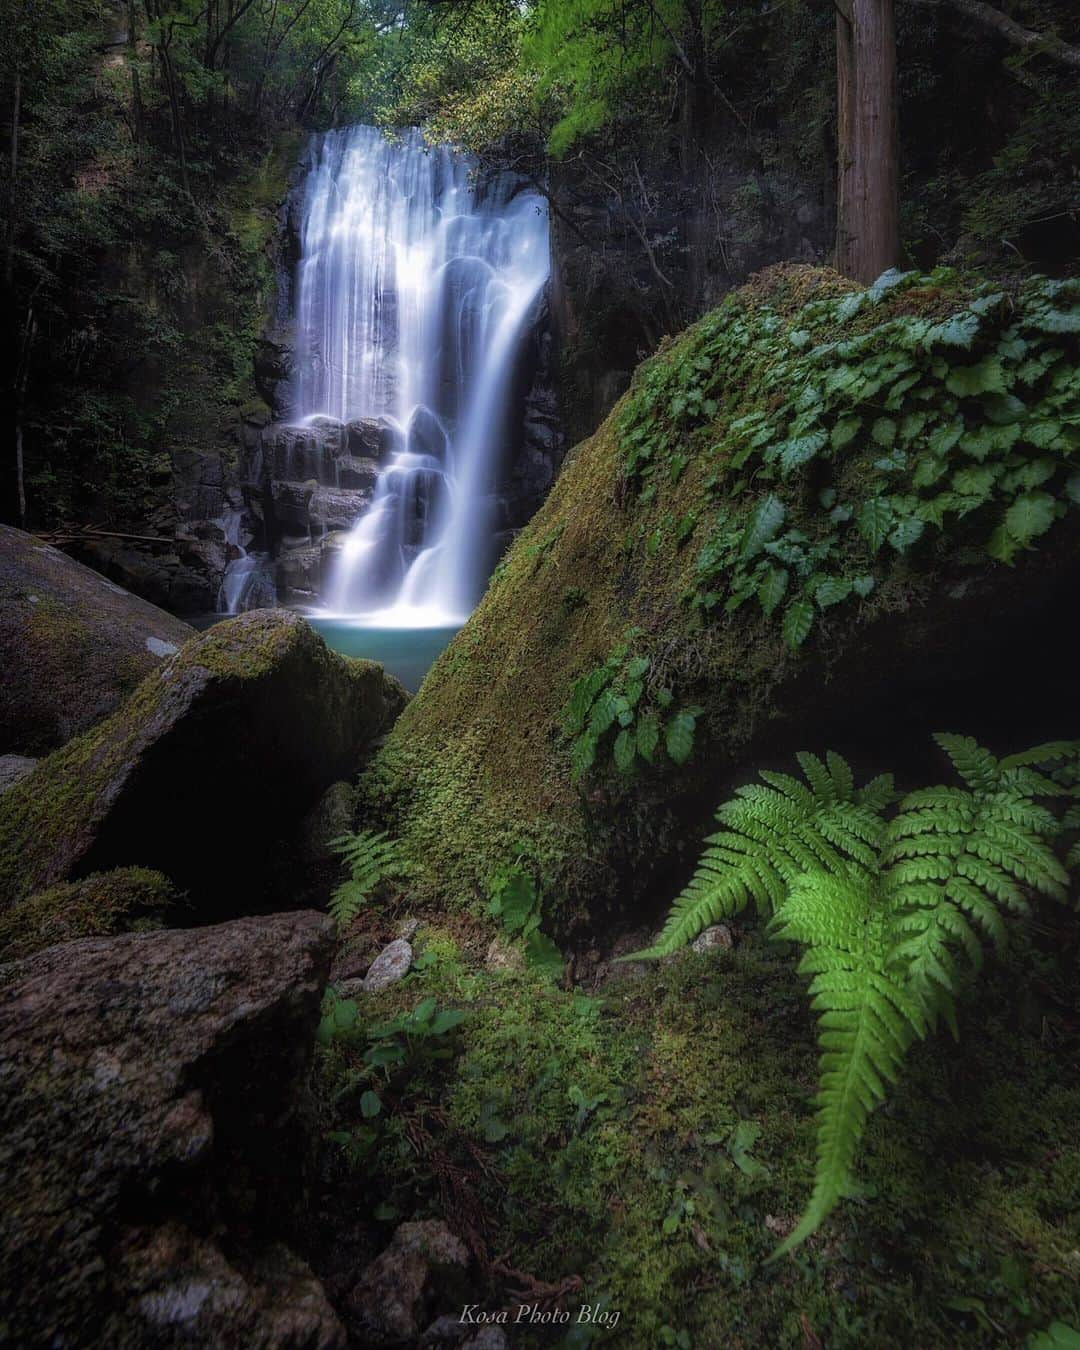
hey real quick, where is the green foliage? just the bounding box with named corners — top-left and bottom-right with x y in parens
top-left (630, 735), bottom-right (1078, 1255)
top-left (328, 829), bottom-right (407, 932)
top-left (317, 987), bottom-right (465, 1157)
top-left (487, 862), bottom-right (564, 979)
top-left (564, 631), bottom-right (702, 780)
top-left (619, 271), bottom-right (1080, 650)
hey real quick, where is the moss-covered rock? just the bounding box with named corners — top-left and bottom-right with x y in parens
top-left (0, 525), bottom-right (194, 755)
top-left (311, 913), bottom-right (1080, 1347)
top-left (363, 266), bottom-right (1079, 923)
top-left (0, 868), bottom-right (177, 965)
top-left (0, 610), bottom-right (407, 942)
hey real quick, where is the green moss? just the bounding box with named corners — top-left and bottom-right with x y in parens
top-left (359, 266), bottom-right (1080, 918)
top-left (314, 919), bottom-right (1080, 1347)
top-left (0, 613), bottom-right (404, 909)
top-left (0, 867), bottom-right (177, 963)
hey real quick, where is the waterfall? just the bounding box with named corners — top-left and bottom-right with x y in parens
top-left (293, 125), bottom-right (551, 626)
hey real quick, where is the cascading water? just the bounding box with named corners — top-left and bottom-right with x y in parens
top-left (293, 125), bottom-right (551, 626)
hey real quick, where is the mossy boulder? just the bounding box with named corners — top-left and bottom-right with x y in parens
top-left (0, 524), bottom-right (195, 755)
top-left (0, 610), bottom-right (407, 938)
top-left (363, 266), bottom-right (1080, 922)
top-left (0, 868), bottom-right (178, 964)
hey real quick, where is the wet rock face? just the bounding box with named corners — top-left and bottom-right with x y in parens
top-left (0, 911), bottom-right (344, 1350)
top-left (0, 609), bottom-right (409, 924)
top-left (0, 524), bottom-right (194, 756)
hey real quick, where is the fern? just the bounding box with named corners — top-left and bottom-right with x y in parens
top-left (627, 735), bottom-right (1078, 1256)
top-left (328, 830), bottom-right (407, 933)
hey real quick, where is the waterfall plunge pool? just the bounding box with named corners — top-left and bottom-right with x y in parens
top-left (305, 617), bottom-right (461, 693)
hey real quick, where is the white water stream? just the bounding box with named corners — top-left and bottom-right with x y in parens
top-left (294, 125), bottom-right (550, 626)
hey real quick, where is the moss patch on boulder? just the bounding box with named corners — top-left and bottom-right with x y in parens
top-left (0, 610), bottom-right (407, 942)
top-left (362, 266), bottom-right (1079, 922)
top-left (0, 868), bottom-right (177, 965)
top-left (0, 525), bottom-right (194, 755)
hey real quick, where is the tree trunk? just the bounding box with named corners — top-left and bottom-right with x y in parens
top-left (5, 70), bottom-right (21, 289)
top-left (127, 0), bottom-right (144, 143)
top-left (834, 0), bottom-right (899, 283)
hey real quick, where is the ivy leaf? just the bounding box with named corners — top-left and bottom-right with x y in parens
top-left (923, 313), bottom-right (980, 349)
top-left (613, 728), bottom-right (637, 774)
top-left (946, 357), bottom-right (1008, 398)
top-left (589, 690), bottom-right (619, 735)
top-left (889, 517), bottom-right (925, 553)
top-left (758, 566), bottom-right (789, 617)
top-left (782, 598), bottom-right (814, 649)
top-left (636, 713), bottom-right (660, 763)
top-left (1004, 492), bottom-right (1057, 545)
top-left (360, 1091), bottom-right (382, 1119)
top-left (857, 497), bottom-right (894, 553)
top-left (831, 417), bottom-right (861, 451)
top-left (815, 577), bottom-right (853, 609)
top-left (927, 419), bottom-right (964, 456)
top-left (665, 710), bottom-right (700, 766)
top-left (779, 431), bottom-right (828, 475)
top-left (981, 393), bottom-right (1026, 425)
top-left (738, 494), bottom-right (786, 560)
top-left (852, 574), bottom-right (876, 598)
top-left (871, 417), bottom-right (897, 446)
top-left (570, 733), bottom-right (598, 782)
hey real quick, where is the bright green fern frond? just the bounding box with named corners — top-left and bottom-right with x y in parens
top-left (625, 757), bottom-right (887, 959)
top-left (769, 869), bottom-right (923, 1258)
top-left (327, 829), bottom-right (407, 933)
top-left (934, 733), bottom-right (1001, 793)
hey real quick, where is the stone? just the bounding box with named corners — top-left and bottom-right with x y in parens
top-left (0, 610), bottom-right (408, 935)
top-left (0, 524), bottom-right (194, 755)
top-left (691, 923), bottom-right (735, 954)
top-left (463, 1330), bottom-right (510, 1350)
top-left (362, 938), bottom-right (413, 992)
top-left (485, 936), bottom-right (525, 973)
top-left (0, 754), bottom-right (36, 793)
top-left (301, 781), bottom-right (358, 863)
top-left (346, 1220), bottom-right (469, 1345)
top-left (270, 480), bottom-right (372, 534)
top-left (0, 911), bottom-right (344, 1350)
top-left (397, 917), bottom-right (420, 941)
top-left (346, 416), bottom-right (395, 460)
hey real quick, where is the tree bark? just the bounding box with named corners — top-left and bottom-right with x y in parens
top-left (5, 70), bottom-right (21, 289)
top-left (835, 0), bottom-right (900, 283)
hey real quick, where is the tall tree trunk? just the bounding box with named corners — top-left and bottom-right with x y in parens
top-left (834, 0), bottom-right (899, 283)
top-left (127, 0), bottom-right (144, 143)
top-left (14, 305), bottom-right (36, 527)
top-left (5, 70), bottom-right (21, 289)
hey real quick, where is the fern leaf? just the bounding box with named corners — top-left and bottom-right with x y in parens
top-left (934, 733), bottom-right (1000, 792)
top-left (327, 829), bottom-right (407, 933)
top-left (770, 870), bottom-right (923, 1258)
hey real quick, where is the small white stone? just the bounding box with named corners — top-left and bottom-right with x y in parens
top-left (146, 636), bottom-right (180, 657)
top-left (691, 923), bottom-right (735, 954)
top-left (362, 939), bottom-right (413, 992)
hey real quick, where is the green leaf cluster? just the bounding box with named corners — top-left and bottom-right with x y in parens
top-left (627, 735), bottom-right (1079, 1255)
top-left (618, 272), bottom-right (1080, 650)
top-left (564, 633), bottom-right (702, 780)
top-left (488, 864), bottom-right (565, 979)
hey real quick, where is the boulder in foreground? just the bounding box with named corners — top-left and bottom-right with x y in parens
top-left (0, 911), bottom-right (342, 1350)
top-left (0, 609), bottom-right (407, 931)
top-left (0, 524), bottom-right (194, 755)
